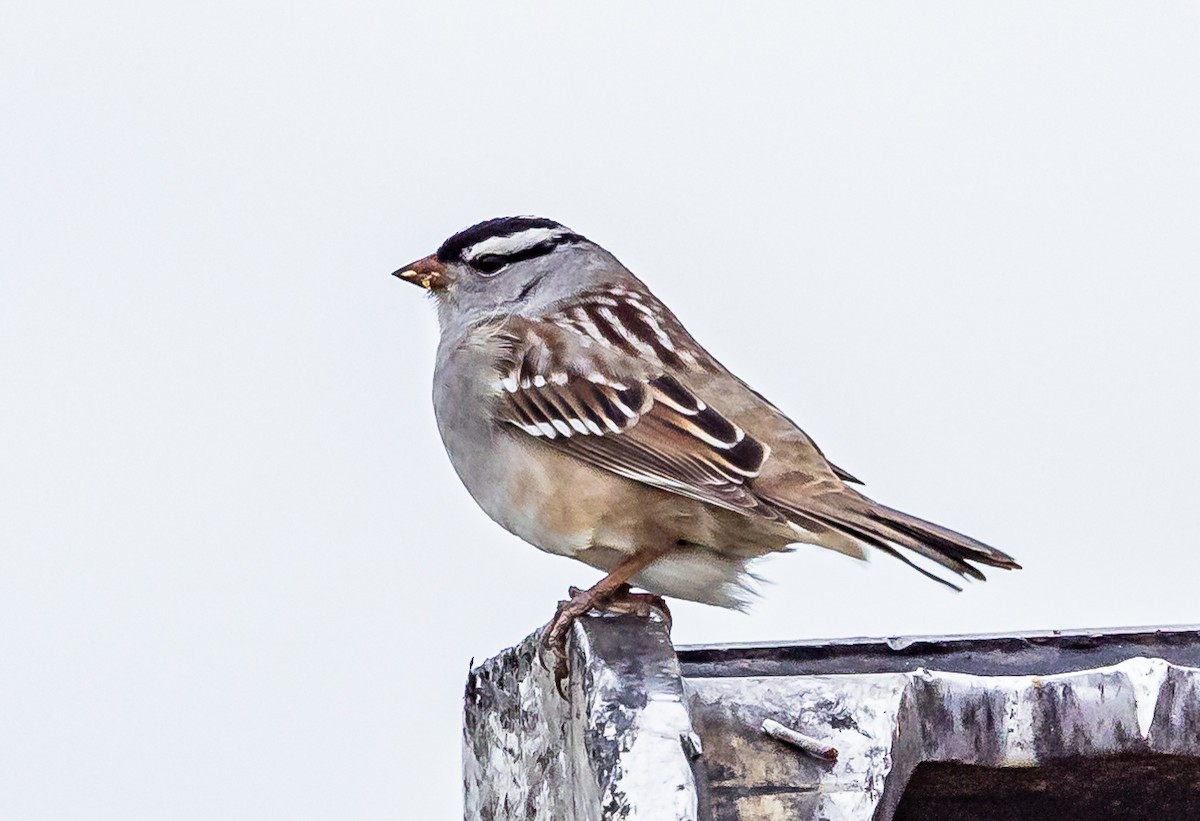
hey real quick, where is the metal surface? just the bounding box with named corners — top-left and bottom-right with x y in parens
top-left (464, 622), bottom-right (1200, 820)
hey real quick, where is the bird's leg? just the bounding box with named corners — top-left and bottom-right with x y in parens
top-left (541, 549), bottom-right (671, 693)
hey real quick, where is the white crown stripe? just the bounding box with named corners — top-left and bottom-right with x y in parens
top-left (461, 227), bottom-right (568, 261)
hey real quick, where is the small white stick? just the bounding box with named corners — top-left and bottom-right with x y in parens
top-left (761, 719), bottom-right (839, 762)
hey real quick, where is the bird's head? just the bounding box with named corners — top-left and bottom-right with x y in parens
top-left (393, 216), bottom-right (621, 326)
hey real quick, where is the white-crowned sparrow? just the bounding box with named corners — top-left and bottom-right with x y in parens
top-left (393, 216), bottom-right (1019, 679)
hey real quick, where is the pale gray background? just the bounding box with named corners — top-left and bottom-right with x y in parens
top-left (2, 2), bottom-right (1198, 818)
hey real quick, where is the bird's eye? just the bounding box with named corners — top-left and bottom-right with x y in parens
top-left (473, 254), bottom-right (507, 275)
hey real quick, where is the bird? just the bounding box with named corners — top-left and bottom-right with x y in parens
top-left (392, 216), bottom-right (1019, 682)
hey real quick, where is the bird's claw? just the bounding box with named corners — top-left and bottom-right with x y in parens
top-left (539, 586), bottom-right (599, 695)
top-left (538, 583), bottom-right (673, 696)
top-left (602, 588), bottom-right (673, 631)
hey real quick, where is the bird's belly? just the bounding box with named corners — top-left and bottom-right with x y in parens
top-left (441, 421), bottom-right (624, 558)
top-left (491, 447), bottom-right (614, 557)
top-left (432, 357), bottom-right (789, 571)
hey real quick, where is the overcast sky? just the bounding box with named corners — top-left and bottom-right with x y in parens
top-left (3, 2), bottom-right (1198, 818)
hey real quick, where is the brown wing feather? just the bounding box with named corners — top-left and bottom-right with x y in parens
top-left (492, 319), bottom-right (785, 522)
top-left (489, 286), bottom-right (1019, 586)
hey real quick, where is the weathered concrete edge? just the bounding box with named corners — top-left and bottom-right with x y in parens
top-left (873, 656), bottom-right (1200, 821)
top-left (463, 628), bottom-right (595, 820)
top-left (464, 614), bottom-right (698, 821)
top-left (678, 624), bottom-right (1200, 678)
top-left (465, 620), bottom-right (1200, 821)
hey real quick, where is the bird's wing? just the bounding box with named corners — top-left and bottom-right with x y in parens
top-left (486, 283), bottom-right (1020, 586)
top-left (490, 314), bottom-right (788, 523)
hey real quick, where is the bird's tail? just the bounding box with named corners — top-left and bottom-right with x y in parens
top-left (769, 490), bottom-right (1020, 590)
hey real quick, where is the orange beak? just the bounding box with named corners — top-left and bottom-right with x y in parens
top-left (392, 254), bottom-right (450, 290)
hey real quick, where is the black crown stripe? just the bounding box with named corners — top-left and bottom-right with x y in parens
top-left (436, 216), bottom-right (584, 263)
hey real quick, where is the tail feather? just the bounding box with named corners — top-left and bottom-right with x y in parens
top-left (766, 489), bottom-right (1020, 587)
top-left (860, 497), bottom-right (1021, 572)
top-left (797, 506), bottom-right (967, 590)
